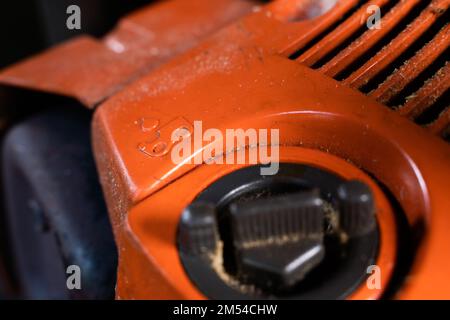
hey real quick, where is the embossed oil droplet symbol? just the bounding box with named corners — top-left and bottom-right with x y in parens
top-left (139, 118), bottom-right (160, 132)
top-left (137, 117), bottom-right (193, 158)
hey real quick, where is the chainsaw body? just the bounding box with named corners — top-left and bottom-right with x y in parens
top-left (1, 0), bottom-right (449, 300)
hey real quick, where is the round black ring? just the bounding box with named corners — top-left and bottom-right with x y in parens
top-left (178, 163), bottom-right (379, 300)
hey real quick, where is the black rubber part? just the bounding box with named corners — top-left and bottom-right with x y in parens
top-left (1, 107), bottom-right (117, 299)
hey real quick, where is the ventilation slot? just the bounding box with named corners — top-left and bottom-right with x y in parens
top-left (290, 0), bottom-right (449, 140)
top-left (288, 0), bottom-right (375, 60)
top-left (369, 21), bottom-right (449, 105)
top-left (325, 0), bottom-right (433, 80)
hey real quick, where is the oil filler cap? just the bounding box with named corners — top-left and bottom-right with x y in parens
top-left (178, 164), bottom-right (381, 299)
top-left (230, 190), bottom-right (325, 290)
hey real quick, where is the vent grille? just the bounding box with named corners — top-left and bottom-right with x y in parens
top-left (289, 0), bottom-right (449, 141)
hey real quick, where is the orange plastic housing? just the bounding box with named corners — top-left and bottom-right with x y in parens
top-left (91, 0), bottom-right (450, 299)
top-left (0, 0), bottom-right (448, 299)
top-left (0, 0), bottom-right (261, 107)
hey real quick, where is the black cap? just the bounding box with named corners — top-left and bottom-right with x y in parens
top-left (229, 190), bottom-right (325, 290)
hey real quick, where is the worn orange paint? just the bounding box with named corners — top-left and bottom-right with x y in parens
top-left (91, 1), bottom-right (450, 299)
top-left (0, 0), bottom-right (448, 299)
top-left (0, 0), bottom-right (262, 107)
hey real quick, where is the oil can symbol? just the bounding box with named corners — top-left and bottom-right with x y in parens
top-left (137, 116), bottom-right (193, 158)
